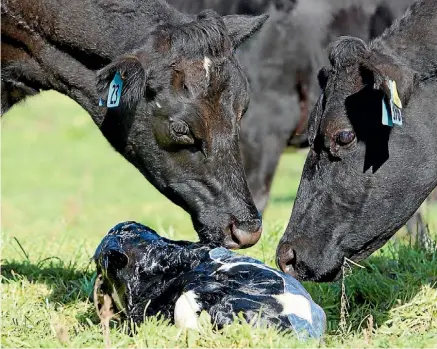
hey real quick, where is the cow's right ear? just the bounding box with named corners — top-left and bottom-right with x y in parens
top-left (360, 52), bottom-right (417, 107)
top-left (97, 55), bottom-right (147, 109)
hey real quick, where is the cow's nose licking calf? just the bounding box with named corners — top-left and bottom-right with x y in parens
top-left (277, 242), bottom-right (298, 277)
top-left (225, 218), bottom-right (263, 249)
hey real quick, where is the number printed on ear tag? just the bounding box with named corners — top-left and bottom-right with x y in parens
top-left (107, 72), bottom-right (123, 108)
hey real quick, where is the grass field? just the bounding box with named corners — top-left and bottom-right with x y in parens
top-left (2, 91), bottom-right (437, 348)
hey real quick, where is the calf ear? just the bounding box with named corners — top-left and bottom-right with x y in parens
top-left (222, 14), bottom-right (269, 47)
top-left (97, 55), bottom-right (147, 109)
top-left (360, 53), bottom-right (417, 107)
top-left (102, 249), bottom-right (129, 273)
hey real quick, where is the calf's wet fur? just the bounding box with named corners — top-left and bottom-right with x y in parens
top-left (93, 221), bottom-right (326, 339)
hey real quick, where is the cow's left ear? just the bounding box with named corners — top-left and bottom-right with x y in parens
top-left (97, 55), bottom-right (147, 110)
top-left (360, 52), bottom-right (417, 107)
top-left (222, 14), bottom-right (269, 48)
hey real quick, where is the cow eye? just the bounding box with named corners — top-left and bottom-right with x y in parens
top-left (169, 120), bottom-right (195, 145)
top-left (335, 130), bottom-right (356, 146)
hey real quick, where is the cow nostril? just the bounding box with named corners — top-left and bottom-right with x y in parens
top-left (227, 223), bottom-right (262, 249)
top-left (277, 244), bottom-right (297, 277)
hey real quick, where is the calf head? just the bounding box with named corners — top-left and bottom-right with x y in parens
top-left (97, 10), bottom-right (267, 249)
top-left (277, 36), bottom-right (432, 281)
top-left (93, 221), bottom-right (209, 322)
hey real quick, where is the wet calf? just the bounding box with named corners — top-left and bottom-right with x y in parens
top-left (1, 0), bottom-right (268, 248)
top-left (94, 221), bottom-right (326, 339)
top-left (277, 0), bottom-right (437, 281)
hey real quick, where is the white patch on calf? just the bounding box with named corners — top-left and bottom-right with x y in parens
top-left (216, 262), bottom-right (265, 272)
top-left (203, 56), bottom-right (212, 81)
top-left (273, 293), bottom-right (313, 325)
top-left (156, 102), bottom-right (161, 109)
top-left (174, 290), bottom-right (201, 330)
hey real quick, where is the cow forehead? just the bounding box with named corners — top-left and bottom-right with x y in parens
top-left (308, 67), bottom-right (363, 141)
top-left (327, 67), bottom-right (361, 93)
top-left (177, 57), bottom-right (212, 82)
top-left (176, 56), bottom-right (232, 83)
top-left (322, 67), bottom-right (364, 116)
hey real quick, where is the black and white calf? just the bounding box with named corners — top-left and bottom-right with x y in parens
top-left (93, 221), bottom-right (326, 339)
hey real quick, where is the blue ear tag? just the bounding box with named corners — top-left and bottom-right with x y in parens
top-left (107, 72), bottom-right (123, 108)
top-left (382, 97), bottom-right (393, 127)
top-left (98, 98), bottom-right (105, 107)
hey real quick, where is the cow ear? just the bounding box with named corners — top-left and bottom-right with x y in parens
top-left (222, 14), bottom-right (269, 48)
top-left (97, 55), bottom-right (147, 109)
top-left (360, 53), bottom-right (417, 107)
top-left (369, 4), bottom-right (394, 39)
top-left (317, 67), bottom-right (330, 89)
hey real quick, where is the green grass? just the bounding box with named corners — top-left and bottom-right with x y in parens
top-left (2, 91), bottom-right (437, 348)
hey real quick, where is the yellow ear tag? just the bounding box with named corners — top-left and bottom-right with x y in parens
top-left (389, 80), bottom-right (403, 126)
top-left (391, 80), bottom-right (402, 109)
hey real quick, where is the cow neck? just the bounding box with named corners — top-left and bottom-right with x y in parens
top-left (2, 0), bottom-right (188, 126)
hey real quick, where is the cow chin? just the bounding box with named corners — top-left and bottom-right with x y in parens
top-left (300, 243), bottom-right (387, 282)
top-left (294, 260), bottom-right (344, 283)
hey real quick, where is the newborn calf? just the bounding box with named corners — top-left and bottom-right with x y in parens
top-left (93, 221), bottom-right (326, 339)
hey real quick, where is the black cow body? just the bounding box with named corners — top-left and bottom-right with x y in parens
top-left (94, 221), bottom-right (326, 339)
top-left (1, 0), bottom-right (268, 248)
top-left (168, 0), bottom-right (415, 211)
top-left (277, 0), bottom-right (437, 281)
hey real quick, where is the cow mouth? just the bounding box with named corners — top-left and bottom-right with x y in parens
top-left (194, 222), bottom-right (240, 249)
top-left (300, 267), bottom-right (343, 283)
top-left (194, 220), bottom-right (262, 250)
top-left (287, 257), bottom-right (345, 282)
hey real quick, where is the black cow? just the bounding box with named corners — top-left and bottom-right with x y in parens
top-left (1, 0), bottom-right (269, 248)
top-left (168, 0), bottom-right (414, 211)
top-left (277, 0), bottom-right (437, 281)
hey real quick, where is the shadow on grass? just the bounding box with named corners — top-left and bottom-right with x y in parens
top-left (304, 241), bottom-right (437, 334)
top-left (1, 257), bottom-right (96, 305)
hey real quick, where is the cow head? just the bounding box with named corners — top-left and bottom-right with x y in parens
top-left (276, 36), bottom-right (435, 281)
top-left (97, 10), bottom-right (267, 249)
